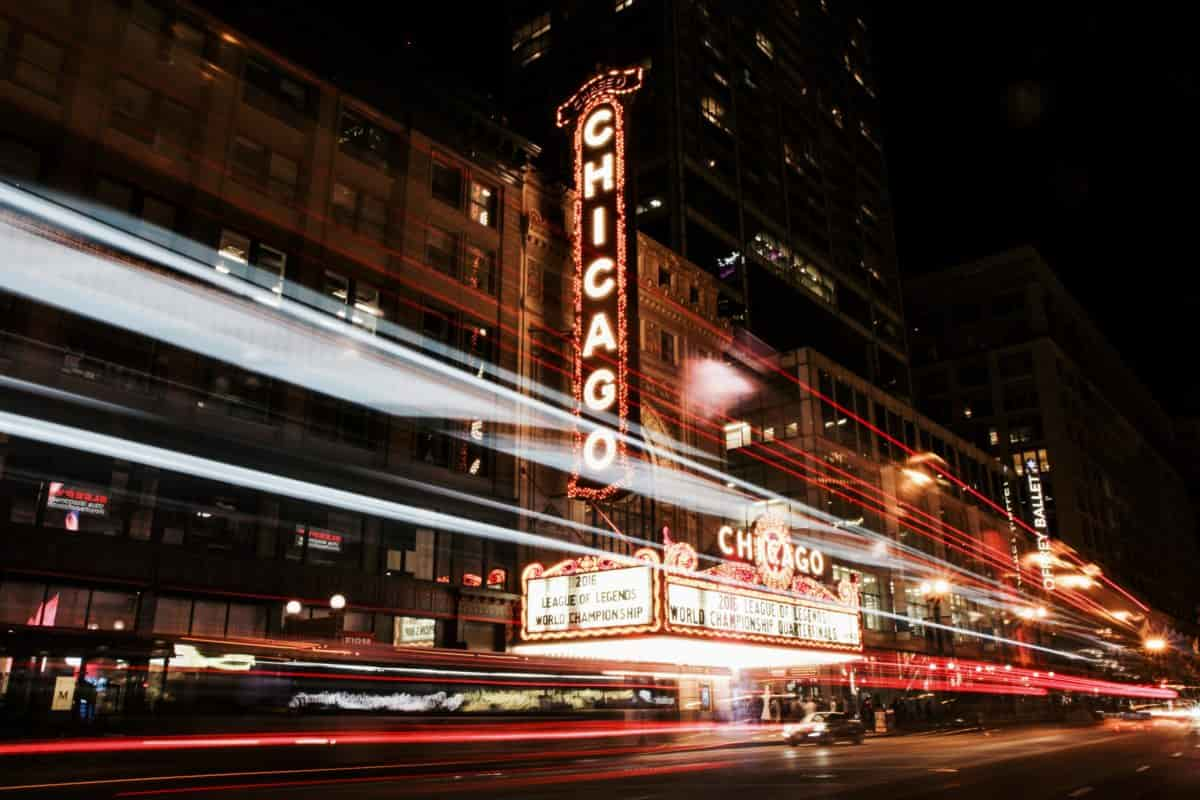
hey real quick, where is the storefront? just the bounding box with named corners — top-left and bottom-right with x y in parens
top-left (512, 514), bottom-right (864, 719)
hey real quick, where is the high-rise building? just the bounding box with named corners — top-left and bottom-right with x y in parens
top-left (906, 247), bottom-right (1199, 621)
top-left (505, 0), bottom-right (909, 397)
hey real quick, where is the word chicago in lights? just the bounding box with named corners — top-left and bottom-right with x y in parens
top-left (557, 68), bottom-right (643, 501)
top-left (519, 515), bottom-right (862, 654)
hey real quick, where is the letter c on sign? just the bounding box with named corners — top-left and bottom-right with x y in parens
top-left (718, 525), bottom-right (734, 555)
top-left (583, 107), bottom-right (614, 148)
top-left (583, 428), bottom-right (617, 472)
top-left (583, 368), bottom-right (616, 411)
top-left (584, 257), bottom-right (616, 299)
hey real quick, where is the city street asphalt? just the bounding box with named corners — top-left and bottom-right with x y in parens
top-left (1, 723), bottom-right (1197, 798)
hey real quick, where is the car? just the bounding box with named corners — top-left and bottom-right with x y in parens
top-left (1106, 711), bottom-right (1153, 732)
top-left (782, 712), bottom-right (866, 746)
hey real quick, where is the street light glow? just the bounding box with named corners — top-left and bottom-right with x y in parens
top-left (329, 594), bottom-right (347, 611)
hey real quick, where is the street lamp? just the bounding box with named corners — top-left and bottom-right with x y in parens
top-left (284, 599), bottom-right (302, 616)
top-left (329, 594), bottom-right (347, 611)
top-left (1143, 637), bottom-right (1167, 653)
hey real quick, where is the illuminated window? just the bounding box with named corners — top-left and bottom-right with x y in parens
top-left (724, 421), bottom-right (752, 450)
top-left (615, 0), bottom-right (635, 10)
top-left (464, 244), bottom-right (497, 295)
top-left (988, 427), bottom-right (999, 446)
top-left (431, 158), bottom-right (463, 207)
top-left (830, 105), bottom-right (844, 129)
top-left (216, 229), bottom-right (286, 294)
top-left (711, 69), bottom-right (729, 87)
top-left (469, 181), bottom-right (498, 228)
top-left (785, 421), bottom-right (799, 438)
top-left (755, 31), bottom-right (774, 59)
top-left (512, 12), bottom-right (551, 67)
top-left (700, 96), bottom-right (729, 132)
top-left (763, 427), bottom-right (775, 442)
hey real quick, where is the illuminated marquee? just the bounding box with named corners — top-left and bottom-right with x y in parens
top-left (519, 540), bottom-right (862, 655)
top-left (557, 68), bottom-right (644, 501)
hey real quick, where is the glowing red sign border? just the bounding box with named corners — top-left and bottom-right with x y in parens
top-left (558, 68), bottom-right (643, 502)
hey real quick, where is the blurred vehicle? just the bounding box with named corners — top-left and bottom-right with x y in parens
top-left (1106, 710), bottom-right (1153, 732)
top-left (782, 712), bottom-right (865, 745)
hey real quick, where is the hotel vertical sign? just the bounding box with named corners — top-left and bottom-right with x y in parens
top-left (1025, 457), bottom-right (1055, 591)
top-left (557, 68), bottom-right (643, 501)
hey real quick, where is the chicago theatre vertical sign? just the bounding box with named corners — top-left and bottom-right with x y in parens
top-left (557, 68), bottom-right (643, 501)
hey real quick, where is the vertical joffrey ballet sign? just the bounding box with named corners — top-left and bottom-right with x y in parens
top-left (558, 68), bottom-right (643, 501)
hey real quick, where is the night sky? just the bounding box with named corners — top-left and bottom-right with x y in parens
top-left (197, 1), bottom-right (1200, 414)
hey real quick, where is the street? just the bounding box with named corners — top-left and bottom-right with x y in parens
top-left (1, 724), bottom-right (1197, 798)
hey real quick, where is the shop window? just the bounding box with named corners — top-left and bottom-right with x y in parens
top-left (86, 590), bottom-right (138, 631)
top-left (226, 603), bottom-right (267, 637)
top-left (469, 181), bottom-right (498, 228)
top-left (153, 596), bottom-right (192, 635)
top-left (0, 581), bottom-right (48, 624)
top-left (405, 528), bottom-right (436, 581)
top-left (190, 599), bottom-right (227, 637)
top-left (43, 585), bottom-right (90, 628)
top-left (431, 159), bottom-right (463, 207)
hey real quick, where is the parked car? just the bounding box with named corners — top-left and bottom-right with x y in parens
top-left (782, 712), bottom-right (865, 745)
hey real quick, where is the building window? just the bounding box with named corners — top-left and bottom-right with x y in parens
top-left (754, 31), bottom-right (774, 59)
top-left (469, 181), bottom-right (498, 228)
top-left (658, 267), bottom-right (672, 288)
top-left (216, 229), bottom-right (286, 294)
top-left (464, 244), bottom-right (497, 295)
top-left (337, 108), bottom-right (399, 172)
top-left (700, 96), bottom-right (730, 133)
top-left (242, 56), bottom-right (315, 127)
top-left (111, 78), bottom-right (196, 160)
top-left (230, 136), bottom-right (300, 204)
top-left (615, 0), bottom-right (635, 11)
top-left (785, 421), bottom-right (799, 438)
top-left (431, 158), bottom-right (463, 207)
top-left (689, 285), bottom-right (701, 304)
top-left (724, 421), bottom-right (751, 450)
top-left (988, 427), bottom-right (999, 446)
top-left (763, 426), bottom-right (775, 442)
top-left (512, 12), bottom-right (551, 66)
top-left (426, 225), bottom-right (459, 276)
top-left (330, 182), bottom-right (388, 240)
top-left (320, 269), bottom-right (383, 332)
top-left (660, 330), bottom-right (676, 364)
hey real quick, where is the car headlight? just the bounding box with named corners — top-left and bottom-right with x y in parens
top-left (811, 722), bottom-right (827, 732)
top-left (782, 726), bottom-right (794, 737)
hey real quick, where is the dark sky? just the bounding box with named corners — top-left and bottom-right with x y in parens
top-left (197, 2), bottom-right (1200, 414)
top-left (872, 3), bottom-right (1200, 414)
